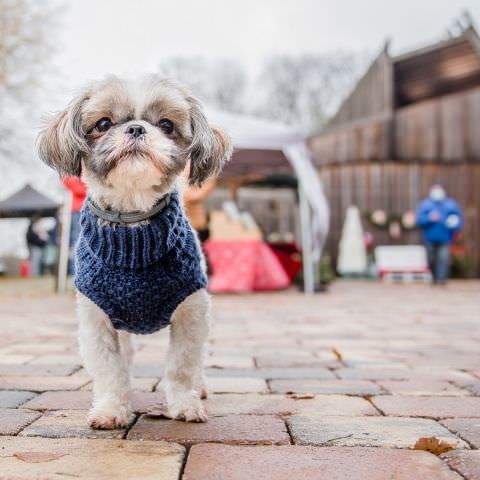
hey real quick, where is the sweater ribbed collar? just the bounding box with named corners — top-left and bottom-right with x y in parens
top-left (78, 191), bottom-right (185, 269)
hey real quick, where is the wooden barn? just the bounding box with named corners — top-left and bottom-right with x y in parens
top-left (309, 23), bottom-right (480, 275)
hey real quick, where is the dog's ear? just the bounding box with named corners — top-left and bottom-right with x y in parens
top-left (187, 97), bottom-right (232, 186)
top-left (37, 93), bottom-right (90, 177)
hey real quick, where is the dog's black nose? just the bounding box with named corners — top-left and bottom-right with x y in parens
top-left (126, 124), bottom-right (146, 138)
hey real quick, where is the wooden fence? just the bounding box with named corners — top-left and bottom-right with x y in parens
top-left (320, 162), bottom-right (480, 275)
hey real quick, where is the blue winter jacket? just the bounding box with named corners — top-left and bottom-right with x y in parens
top-left (415, 197), bottom-right (464, 245)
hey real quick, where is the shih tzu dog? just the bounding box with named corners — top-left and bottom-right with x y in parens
top-left (37, 75), bottom-right (232, 428)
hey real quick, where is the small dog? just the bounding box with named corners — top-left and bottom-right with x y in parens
top-left (38, 75), bottom-right (232, 428)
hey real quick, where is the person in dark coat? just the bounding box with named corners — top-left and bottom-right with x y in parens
top-left (416, 183), bottom-right (463, 284)
top-left (26, 216), bottom-right (48, 276)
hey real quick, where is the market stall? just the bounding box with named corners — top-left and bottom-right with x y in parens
top-left (207, 109), bottom-right (330, 293)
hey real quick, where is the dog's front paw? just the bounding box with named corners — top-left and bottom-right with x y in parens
top-left (168, 391), bottom-right (208, 422)
top-left (88, 404), bottom-right (132, 430)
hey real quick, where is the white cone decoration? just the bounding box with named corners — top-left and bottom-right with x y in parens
top-left (337, 205), bottom-right (367, 276)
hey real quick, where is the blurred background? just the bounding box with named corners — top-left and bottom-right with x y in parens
top-left (1, 0), bottom-right (479, 291)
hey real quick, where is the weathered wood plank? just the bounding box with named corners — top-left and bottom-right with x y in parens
top-left (320, 163), bottom-right (480, 275)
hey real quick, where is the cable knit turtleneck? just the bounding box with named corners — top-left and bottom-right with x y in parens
top-left (74, 191), bottom-right (207, 334)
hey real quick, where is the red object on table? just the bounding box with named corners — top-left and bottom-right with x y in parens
top-left (204, 239), bottom-right (290, 293)
top-left (269, 243), bottom-right (302, 282)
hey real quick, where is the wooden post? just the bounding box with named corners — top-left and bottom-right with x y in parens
top-left (57, 191), bottom-right (71, 294)
top-left (299, 184), bottom-right (314, 294)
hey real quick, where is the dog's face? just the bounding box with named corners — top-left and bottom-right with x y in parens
top-left (38, 75), bottom-right (232, 199)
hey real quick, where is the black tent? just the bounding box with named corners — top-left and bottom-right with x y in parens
top-left (0, 184), bottom-right (60, 218)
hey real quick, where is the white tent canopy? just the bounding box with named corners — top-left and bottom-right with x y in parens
top-left (207, 109), bottom-right (330, 293)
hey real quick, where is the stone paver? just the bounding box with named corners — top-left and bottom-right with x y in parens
top-left (442, 418), bottom-right (480, 448)
top-left (335, 366), bottom-right (413, 381)
top-left (205, 376), bottom-right (268, 393)
top-left (0, 280), bottom-right (479, 479)
top-left (0, 364), bottom-right (78, 376)
top-left (29, 354), bottom-right (82, 366)
top-left (21, 390), bottom-right (92, 411)
top-left (459, 381), bottom-right (480, 396)
top-left (82, 376), bottom-right (159, 392)
top-left (21, 390), bottom-right (167, 412)
top-left (204, 366), bottom-right (335, 379)
top-left (0, 354), bottom-right (35, 364)
top-left (288, 415), bottom-right (467, 448)
top-left (269, 379), bottom-right (384, 396)
top-left (443, 450), bottom-right (480, 480)
top-left (379, 379), bottom-right (468, 396)
top-left (20, 410), bottom-right (126, 439)
top-left (372, 396), bottom-right (480, 419)
top-left (205, 355), bottom-right (255, 369)
top-left (0, 408), bottom-right (40, 435)
top-left (128, 414), bottom-right (290, 445)
top-left (252, 367), bottom-right (336, 380)
top-left (202, 393), bottom-right (379, 416)
top-left (0, 375), bottom-right (90, 392)
top-left (0, 436), bottom-right (185, 480)
top-left (183, 444), bottom-right (462, 480)
top-left (0, 390), bottom-right (36, 408)
top-left (254, 354), bottom-right (333, 369)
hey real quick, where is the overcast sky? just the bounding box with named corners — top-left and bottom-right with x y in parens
top-left (55, 0), bottom-right (480, 89)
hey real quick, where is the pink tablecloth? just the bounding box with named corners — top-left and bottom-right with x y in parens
top-left (204, 239), bottom-right (290, 293)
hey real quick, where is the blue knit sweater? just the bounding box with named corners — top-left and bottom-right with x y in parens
top-left (74, 192), bottom-right (207, 334)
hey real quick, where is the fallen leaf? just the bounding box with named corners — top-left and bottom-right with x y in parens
top-left (332, 348), bottom-right (343, 362)
top-left (414, 437), bottom-right (455, 455)
top-left (288, 393), bottom-right (315, 400)
top-left (14, 452), bottom-right (66, 463)
top-left (209, 364), bottom-right (224, 369)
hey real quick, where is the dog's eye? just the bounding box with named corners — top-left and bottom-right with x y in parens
top-left (158, 119), bottom-right (174, 135)
top-left (94, 117), bottom-right (113, 133)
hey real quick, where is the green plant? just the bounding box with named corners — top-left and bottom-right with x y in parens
top-left (319, 254), bottom-right (335, 285)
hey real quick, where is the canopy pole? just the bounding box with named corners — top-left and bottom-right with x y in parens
top-left (299, 184), bottom-right (314, 294)
top-left (57, 191), bottom-right (71, 294)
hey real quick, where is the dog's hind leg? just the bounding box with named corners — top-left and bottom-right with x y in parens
top-left (163, 288), bottom-right (210, 422)
top-left (77, 293), bottom-right (132, 429)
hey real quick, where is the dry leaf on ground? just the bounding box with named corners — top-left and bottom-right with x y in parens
top-left (332, 347), bottom-right (343, 362)
top-left (288, 393), bottom-right (315, 400)
top-left (414, 437), bottom-right (455, 455)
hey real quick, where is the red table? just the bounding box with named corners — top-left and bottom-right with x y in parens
top-left (204, 239), bottom-right (290, 293)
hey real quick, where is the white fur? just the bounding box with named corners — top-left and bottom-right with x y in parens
top-left (77, 293), bottom-right (133, 428)
top-left (78, 287), bottom-right (211, 428)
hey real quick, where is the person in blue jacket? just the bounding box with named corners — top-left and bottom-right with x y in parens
top-left (416, 183), bottom-right (464, 284)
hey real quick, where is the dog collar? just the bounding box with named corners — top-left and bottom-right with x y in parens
top-left (86, 193), bottom-right (171, 224)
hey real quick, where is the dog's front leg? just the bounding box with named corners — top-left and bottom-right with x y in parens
top-left (163, 289), bottom-right (210, 422)
top-left (77, 293), bottom-right (133, 429)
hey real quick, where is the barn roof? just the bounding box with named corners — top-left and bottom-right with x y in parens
top-left (393, 26), bottom-right (480, 106)
top-left (321, 22), bottom-right (480, 132)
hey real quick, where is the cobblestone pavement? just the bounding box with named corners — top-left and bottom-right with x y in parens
top-left (0, 279), bottom-right (479, 479)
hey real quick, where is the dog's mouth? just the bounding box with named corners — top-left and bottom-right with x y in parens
top-left (123, 138), bottom-right (148, 155)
